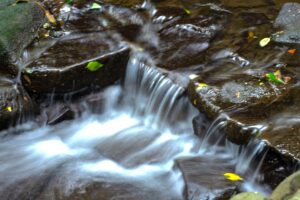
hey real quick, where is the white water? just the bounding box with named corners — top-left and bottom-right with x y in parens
top-left (0, 53), bottom-right (269, 199)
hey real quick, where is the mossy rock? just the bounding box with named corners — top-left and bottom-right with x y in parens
top-left (271, 171), bottom-right (300, 200)
top-left (0, 1), bottom-right (45, 74)
top-left (230, 192), bottom-right (266, 200)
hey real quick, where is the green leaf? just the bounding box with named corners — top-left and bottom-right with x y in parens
top-left (266, 73), bottom-right (285, 84)
top-left (91, 2), bottom-right (101, 9)
top-left (86, 61), bottom-right (103, 72)
top-left (65, 0), bottom-right (73, 5)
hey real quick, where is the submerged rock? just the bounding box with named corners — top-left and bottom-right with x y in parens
top-left (0, 0), bottom-right (45, 74)
top-left (177, 157), bottom-right (239, 200)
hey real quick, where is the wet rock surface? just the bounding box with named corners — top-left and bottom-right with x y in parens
top-left (0, 0), bottom-right (45, 74)
top-left (177, 156), bottom-right (238, 200)
top-left (1, 0), bottom-right (300, 199)
top-left (0, 80), bottom-right (34, 131)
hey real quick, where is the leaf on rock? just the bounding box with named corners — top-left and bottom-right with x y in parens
top-left (65, 0), bottom-right (73, 5)
top-left (6, 106), bottom-right (12, 112)
top-left (259, 37), bottom-right (271, 47)
top-left (91, 2), bottom-right (101, 9)
top-left (266, 72), bottom-right (285, 84)
top-left (224, 173), bottom-right (243, 181)
top-left (196, 83), bottom-right (208, 91)
top-left (45, 10), bottom-right (56, 25)
top-left (287, 49), bottom-right (297, 54)
top-left (86, 61), bottom-right (104, 72)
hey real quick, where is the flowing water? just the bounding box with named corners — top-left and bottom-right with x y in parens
top-left (0, 52), bottom-right (270, 199)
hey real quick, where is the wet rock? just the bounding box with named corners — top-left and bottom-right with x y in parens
top-left (271, 171), bottom-right (300, 200)
top-left (220, 0), bottom-right (272, 8)
top-left (273, 3), bottom-right (300, 45)
top-left (177, 156), bottom-right (239, 200)
top-left (230, 192), bottom-right (266, 200)
top-left (22, 32), bottom-right (129, 94)
top-left (0, 0), bottom-right (45, 74)
top-left (151, 6), bottom-right (228, 70)
top-left (0, 80), bottom-right (34, 130)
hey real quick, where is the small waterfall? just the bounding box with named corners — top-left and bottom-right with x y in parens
top-left (0, 52), bottom-right (271, 199)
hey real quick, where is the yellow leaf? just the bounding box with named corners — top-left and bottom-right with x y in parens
top-left (259, 82), bottom-right (264, 86)
top-left (224, 172), bottom-right (243, 181)
top-left (236, 91), bottom-right (240, 99)
top-left (6, 106), bottom-right (12, 112)
top-left (45, 10), bottom-right (56, 25)
top-left (193, 99), bottom-right (197, 105)
top-left (259, 37), bottom-right (271, 47)
top-left (196, 83), bottom-right (208, 91)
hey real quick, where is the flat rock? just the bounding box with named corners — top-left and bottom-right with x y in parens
top-left (0, 1), bottom-right (45, 74)
top-left (273, 3), bottom-right (300, 44)
top-left (177, 156), bottom-right (238, 200)
top-left (22, 32), bottom-right (129, 94)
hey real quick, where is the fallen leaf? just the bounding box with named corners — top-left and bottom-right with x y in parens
top-left (45, 10), bottom-right (56, 25)
top-left (259, 37), bottom-right (271, 47)
top-left (65, 0), bottom-right (73, 5)
top-left (183, 7), bottom-right (191, 14)
top-left (86, 61), bottom-right (103, 72)
top-left (224, 173), bottom-right (243, 181)
top-left (196, 83), bottom-right (208, 91)
top-left (287, 49), bottom-right (297, 54)
top-left (266, 72), bottom-right (285, 84)
top-left (259, 82), bottom-right (264, 86)
top-left (6, 106), bottom-right (12, 112)
top-left (247, 31), bottom-right (256, 41)
top-left (193, 99), bottom-right (197, 105)
top-left (236, 91), bottom-right (241, 99)
top-left (91, 2), bottom-right (101, 9)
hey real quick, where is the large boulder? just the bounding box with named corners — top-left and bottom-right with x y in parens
top-left (0, 0), bottom-right (45, 74)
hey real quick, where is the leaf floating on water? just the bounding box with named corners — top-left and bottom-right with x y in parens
top-left (224, 173), bottom-right (243, 181)
top-left (259, 37), bottom-right (271, 47)
top-left (91, 2), bottom-right (101, 9)
top-left (196, 83), bottom-right (208, 91)
top-left (236, 91), bottom-right (241, 99)
top-left (86, 61), bottom-right (104, 72)
top-left (287, 49), bottom-right (297, 54)
top-left (247, 31), bottom-right (256, 42)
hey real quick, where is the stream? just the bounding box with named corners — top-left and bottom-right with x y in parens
top-left (0, 53), bottom-right (270, 199)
